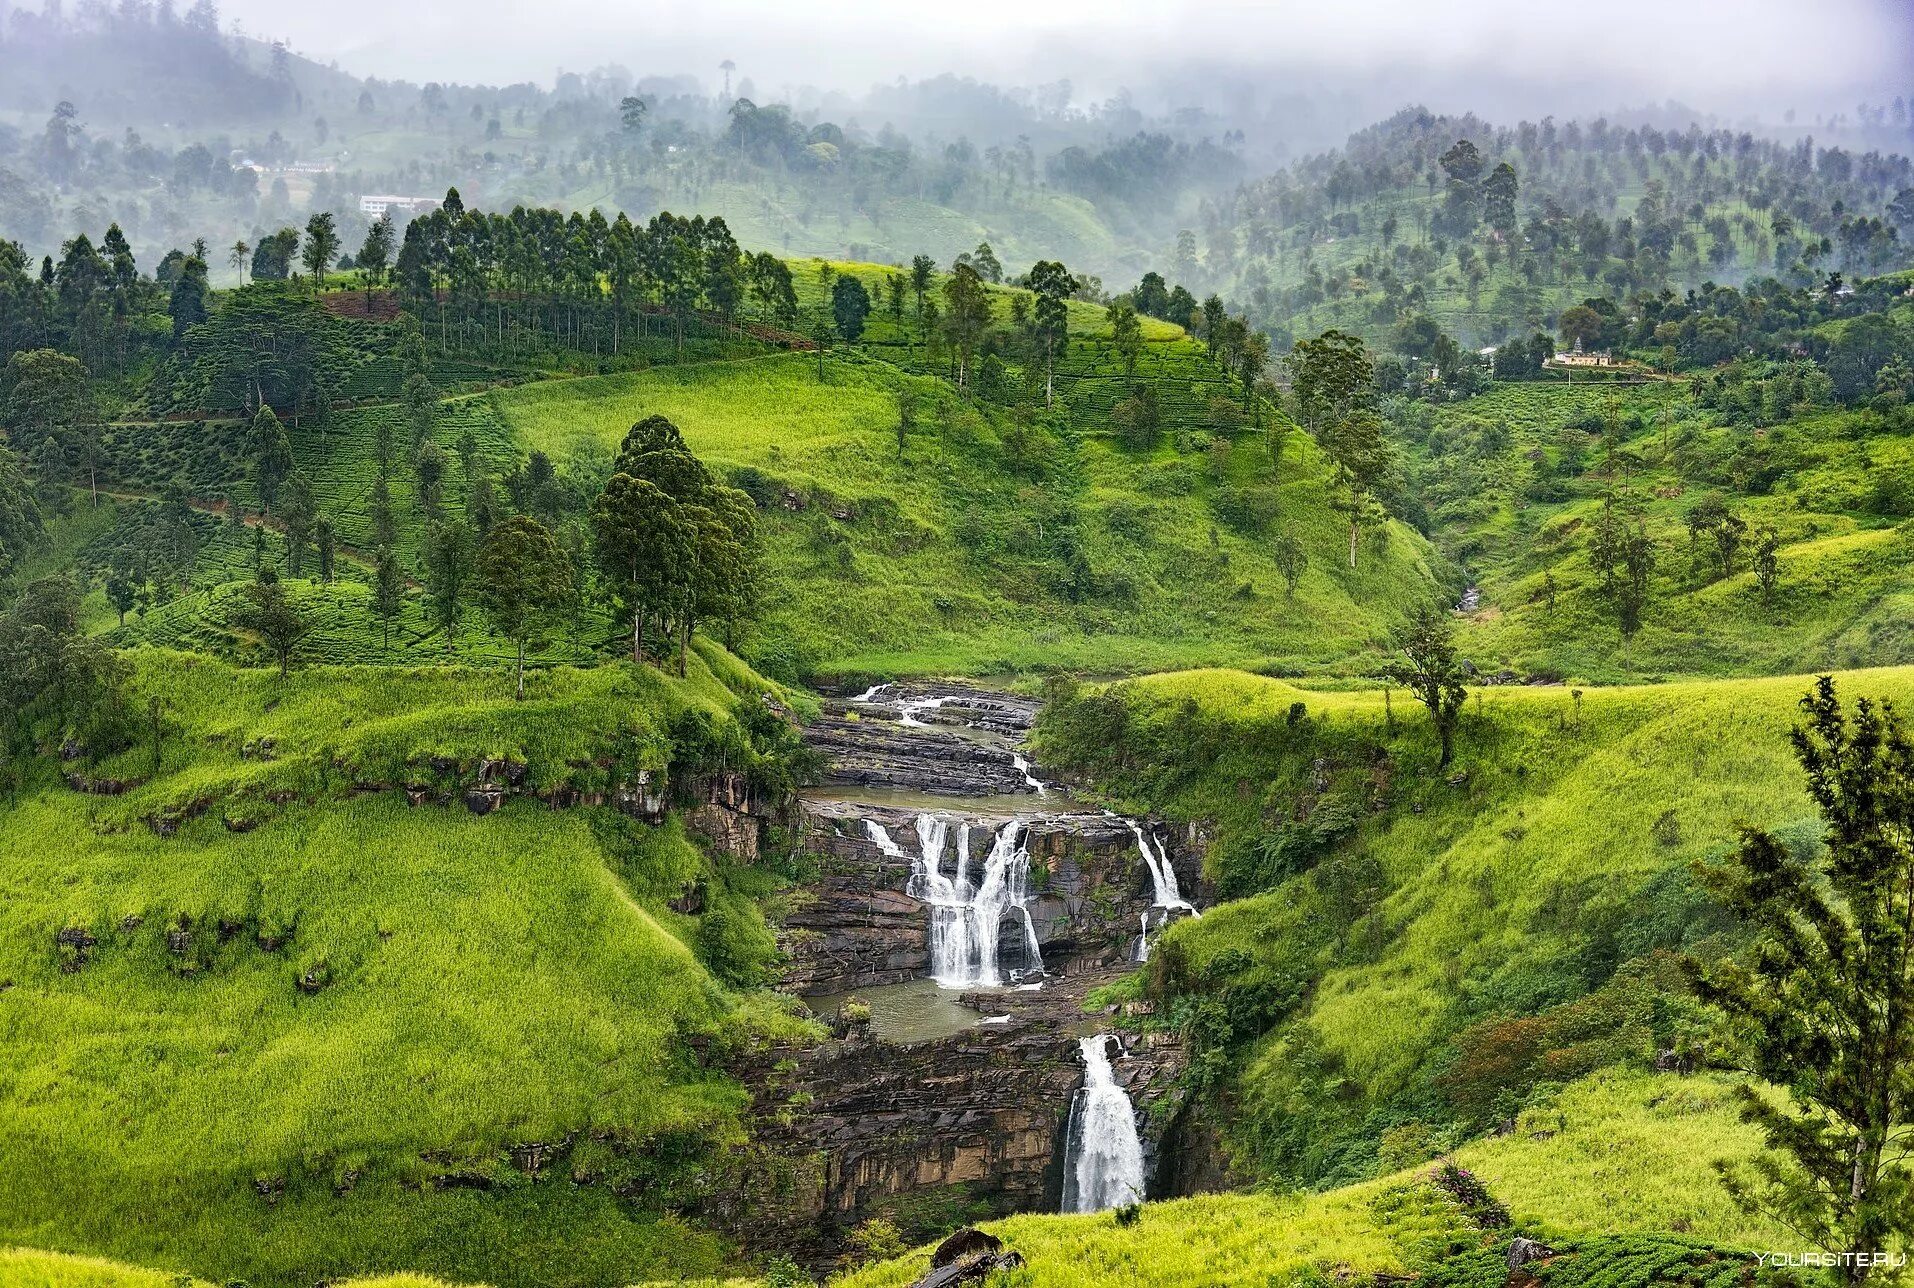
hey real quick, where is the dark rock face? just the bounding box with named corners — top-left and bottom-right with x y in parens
top-left (723, 983), bottom-right (1185, 1262)
top-left (681, 771), bottom-right (774, 861)
top-left (805, 683), bottom-right (1043, 797)
top-left (780, 801), bottom-right (1202, 995)
top-left (805, 714), bottom-right (1036, 797)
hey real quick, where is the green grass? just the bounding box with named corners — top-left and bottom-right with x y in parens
top-left (0, 648), bottom-right (811, 1288)
top-left (834, 1068), bottom-right (1776, 1287)
top-left (495, 349), bottom-right (1438, 681)
top-left (1399, 382), bottom-right (1914, 683)
top-left (1036, 663), bottom-right (1914, 1188)
top-left (0, 1066), bottom-right (1790, 1288)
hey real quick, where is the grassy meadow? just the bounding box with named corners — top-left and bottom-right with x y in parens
top-left (1, 1066), bottom-right (1780, 1288)
top-left (1402, 381), bottom-right (1914, 682)
top-left (837, 1068), bottom-right (1776, 1287)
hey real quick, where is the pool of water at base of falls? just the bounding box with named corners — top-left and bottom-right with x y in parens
top-left (803, 976), bottom-right (1026, 1045)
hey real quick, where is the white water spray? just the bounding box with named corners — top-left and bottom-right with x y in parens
top-left (1061, 1035), bottom-right (1146, 1213)
top-left (1010, 752), bottom-right (1049, 795)
top-left (898, 696), bottom-right (954, 727)
top-left (1119, 817), bottom-right (1197, 961)
top-left (851, 682), bottom-right (892, 703)
top-left (900, 815), bottom-right (1044, 987)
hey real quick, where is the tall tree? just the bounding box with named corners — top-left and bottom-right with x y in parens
top-left (592, 472), bottom-right (690, 665)
top-left (248, 405), bottom-right (294, 514)
top-left (832, 274), bottom-right (872, 345)
top-left (277, 471), bottom-right (317, 576)
top-left (423, 518), bottom-right (475, 650)
top-left (356, 216), bottom-right (394, 307)
top-left (300, 212), bottom-right (340, 290)
top-left (1271, 530), bottom-right (1307, 597)
top-left (371, 545), bottom-right (404, 651)
top-left (1286, 329), bottom-right (1373, 436)
top-left (1689, 679), bottom-right (1914, 1284)
top-left (1483, 161), bottom-right (1520, 238)
top-left (238, 569), bottom-right (308, 678)
top-left (1588, 496), bottom-right (1655, 661)
top-left (1027, 259), bottom-right (1076, 407)
top-left (1319, 409), bottom-right (1391, 569)
top-left (476, 515), bottom-right (574, 699)
top-left (1387, 605), bottom-right (1469, 768)
top-left (941, 263), bottom-right (990, 388)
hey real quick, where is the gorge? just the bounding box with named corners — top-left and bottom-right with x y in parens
top-left (726, 681), bottom-right (1205, 1258)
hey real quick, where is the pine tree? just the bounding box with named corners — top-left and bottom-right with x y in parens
top-left (371, 546), bottom-right (404, 652)
top-left (1689, 678), bottom-right (1914, 1283)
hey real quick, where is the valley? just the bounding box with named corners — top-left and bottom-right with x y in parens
top-left (2, 10), bottom-right (1914, 1286)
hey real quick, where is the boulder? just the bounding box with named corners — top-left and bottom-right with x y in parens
top-left (931, 1228), bottom-right (1002, 1267)
top-left (1507, 1236), bottom-right (1554, 1269)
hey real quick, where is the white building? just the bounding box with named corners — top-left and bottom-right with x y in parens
top-left (358, 195), bottom-right (442, 219)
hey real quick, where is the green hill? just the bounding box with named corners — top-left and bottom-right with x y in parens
top-left (493, 347), bottom-right (1436, 680)
top-left (5, 1065), bottom-right (1779, 1288)
top-left (1035, 663), bottom-right (1914, 1188)
top-left (0, 647), bottom-right (812, 1288)
top-left (1388, 380), bottom-right (1914, 683)
top-left (50, 257), bottom-right (1440, 684)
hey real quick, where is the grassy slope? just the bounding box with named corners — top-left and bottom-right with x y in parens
top-left (0, 647), bottom-right (810, 1288)
top-left (75, 262), bottom-right (1440, 682)
top-left (1035, 663), bottom-right (1914, 1183)
top-left (496, 347), bottom-right (1436, 680)
top-left (2, 1067), bottom-right (1777, 1288)
top-left (836, 1068), bottom-right (1775, 1287)
top-left (1407, 382), bottom-right (1914, 683)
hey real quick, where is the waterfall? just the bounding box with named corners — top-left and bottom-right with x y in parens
top-left (1061, 1035), bottom-right (1146, 1213)
top-left (897, 815), bottom-right (1043, 988)
top-left (851, 682), bottom-right (892, 703)
top-left (1119, 818), bottom-right (1197, 962)
top-left (1010, 752), bottom-right (1049, 796)
top-left (1124, 819), bottom-right (1195, 914)
top-left (898, 696), bottom-right (953, 727)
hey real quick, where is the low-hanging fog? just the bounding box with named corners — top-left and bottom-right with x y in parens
top-left (218, 0), bottom-right (1912, 135)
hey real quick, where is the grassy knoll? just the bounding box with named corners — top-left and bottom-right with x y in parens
top-left (496, 350), bottom-right (1438, 680)
top-left (1036, 663), bottom-right (1914, 1188)
top-left (1401, 381), bottom-right (1914, 683)
top-left (0, 647), bottom-right (811, 1288)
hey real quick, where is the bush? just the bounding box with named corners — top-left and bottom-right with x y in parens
top-left (1211, 483), bottom-right (1279, 535)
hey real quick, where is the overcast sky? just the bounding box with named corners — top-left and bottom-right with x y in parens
top-left (226, 0), bottom-right (1912, 120)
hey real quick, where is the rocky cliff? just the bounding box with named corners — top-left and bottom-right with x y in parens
top-left (779, 801), bottom-right (1204, 994)
top-left (722, 981), bottom-right (1187, 1261)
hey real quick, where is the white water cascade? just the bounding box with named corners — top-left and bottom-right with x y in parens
top-left (881, 815), bottom-right (1045, 987)
top-left (898, 696), bottom-right (953, 727)
top-left (1121, 818), bottom-right (1197, 962)
top-left (1061, 1035), bottom-right (1146, 1213)
top-left (1010, 752), bottom-right (1049, 796)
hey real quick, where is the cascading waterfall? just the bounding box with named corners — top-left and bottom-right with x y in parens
top-left (898, 696), bottom-right (953, 727)
top-left (1010, 752), bottom-right (1049, 795)
top-left (892, 815), bottom-right (1044, 988)
top-left (851, 682), bottom-right (892, 703)
top-left (1121, 817), bottom-right (1197, 962)
top-left (1061, 1034), bottom-right (1146, 1213)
